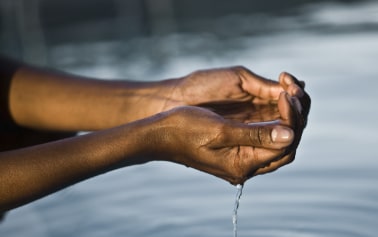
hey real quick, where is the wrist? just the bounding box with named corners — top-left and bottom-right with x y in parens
top-left (126, 109), bottom-right (180, 163)
top-left (110, 78), bottom-right (183, 126)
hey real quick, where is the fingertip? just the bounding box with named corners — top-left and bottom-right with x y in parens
top-left (279, 72), bottom-right (293, 86)
top-left (279, 72), bottom-right (305, 96)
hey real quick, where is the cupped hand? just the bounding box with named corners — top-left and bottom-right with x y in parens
top-left (171, 66), bottom-right (285, 107)
top-left (143, 91), bottom-right (299, 185)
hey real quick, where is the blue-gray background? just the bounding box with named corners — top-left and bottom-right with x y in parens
top-left (1, 0), bottom-right (377, 236)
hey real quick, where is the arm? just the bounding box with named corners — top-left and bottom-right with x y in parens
top-left (2, 58), bottom-right (291, 132)
top-left (0, 57), bottom-right (310, 212)
top-left (0, 119), bottom-right (146, 212)
top-left (0, 91), bottom-right (299, 213)
top-left (3, 58), bottom-right (180, 131)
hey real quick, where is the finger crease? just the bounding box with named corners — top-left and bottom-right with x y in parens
top-left (257, 128), bottom-right (263, 146)
top-left (233, 146), bottom-right (242, 175)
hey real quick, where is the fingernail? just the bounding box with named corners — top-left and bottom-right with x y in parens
top-left (284, 74), bottom-right (292, 86)
top-left (271, 126), bottom-right (293, 143)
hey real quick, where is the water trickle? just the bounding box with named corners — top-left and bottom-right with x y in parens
top-left (232, 184), bottom-right (243, 237)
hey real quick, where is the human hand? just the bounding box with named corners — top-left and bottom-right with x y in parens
top-left (201, 70), bottom-right (310, 171)
top-left (140, 90), bottom-right (303, 185)
top-left (169, 66), bottom-right (285, 109)
top-left (127, 66), bottom-right (284, 125)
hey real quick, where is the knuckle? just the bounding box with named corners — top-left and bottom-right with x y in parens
top-left (249, 126), bottom-right (272, 146)
top-left (249, 127), bottom-right (261, 146)
top-left (232, 65), bottom-right (248, 72)
top-left (214, 123), bottom-right (229, 143)
top-left (232, 65), bottom-right (253, 77)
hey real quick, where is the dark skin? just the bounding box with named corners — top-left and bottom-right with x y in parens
top-left (0, 57), bottom-right (310, 213)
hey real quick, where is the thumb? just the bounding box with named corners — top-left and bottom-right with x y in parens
top-left (224, 122), bottom-right (294, 149)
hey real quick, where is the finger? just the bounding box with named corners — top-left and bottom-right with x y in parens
top-left (279, 72), bottom-right (304, 97)
top-left (278, 89), bottom-right (308, 130)
top-left (277, 91), bottom-right (303, 128)
top-left (279, 71), bottom-right (304, 89)
top-left (277, 91), bottom-right (293, 125)
top-left (297, 92), bottom-right (311, 125)
top-left (279, 72), bottom-right (311, 119)
top-left (278, 92), bottom-right (306, 150)
top-left (233, 66), bottom-right (284, 102)
top-left (241, 146), bottom-right (287, 170)
top-left (231, 146), bottom-right (288, 183)
top-left (299, 80), bottom-right (305, 88)
top-left (221, 122), bottom-right (294, 149)
top-left (252, 151), bottom-right (296, 176)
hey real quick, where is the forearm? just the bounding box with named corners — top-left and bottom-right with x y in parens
top-left (0, 120), bottom-right (150, 212)
top-left (7, 63), bottom-right (181, 131)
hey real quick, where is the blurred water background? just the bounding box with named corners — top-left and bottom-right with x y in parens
top-left (1, 0), bottom-right (378, 236)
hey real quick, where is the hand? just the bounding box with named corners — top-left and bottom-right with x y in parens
top-left (164, 67), bottom-right (311, 181)
top-left (123, 66), bottom-right (285, 126)
top-left (140, 91), bottom-right (300, 185)
top-left (170, 66), bottom-right (285, 108)
top-left (204, 71), bottom-right (311, 177)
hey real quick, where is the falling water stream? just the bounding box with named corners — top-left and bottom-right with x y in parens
top-left (232, 184), bottom-right (243, 237)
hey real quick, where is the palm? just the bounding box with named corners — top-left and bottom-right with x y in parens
top-left (200, 102), bottom-right (280, 124)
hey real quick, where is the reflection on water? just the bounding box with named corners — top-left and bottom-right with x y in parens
top-left (1, 1), bottom-right (378, 237)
